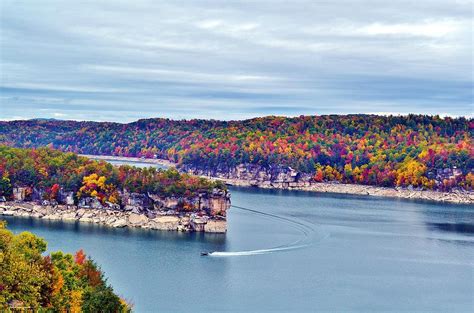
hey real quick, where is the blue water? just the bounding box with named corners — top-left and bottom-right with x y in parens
top-left (3, 175), bottom-right (474, 312)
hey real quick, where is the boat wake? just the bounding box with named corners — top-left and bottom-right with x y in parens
top-left (208, 244), bottom-right (309, 257)
top-left (208, 205), bottom-right (326, 257)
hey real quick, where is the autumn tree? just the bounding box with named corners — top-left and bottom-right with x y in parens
top-left (0, 177), bottom-right (12, 199)
top-left (0, 222), bottom-right (130, 311)
top-left (77, 173), bottom-right (119, 204)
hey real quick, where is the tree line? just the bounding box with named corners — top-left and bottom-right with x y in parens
top-left (0, 114), bottom-right (472, 190)
top-left (0, 145), bottom-right (226, 205)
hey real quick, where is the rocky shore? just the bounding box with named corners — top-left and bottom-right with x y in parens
top-left (223, 178), bottom-right (474, 204)
top-left (2, 183), bottom-right (231, 233)
top-left (0, 201), bottom-right (227, 233)
top-left (190, 165), bottom-right (474, 205)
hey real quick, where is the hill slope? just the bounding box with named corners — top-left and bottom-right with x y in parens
top-left (0, 115), bottom-right (472, 190)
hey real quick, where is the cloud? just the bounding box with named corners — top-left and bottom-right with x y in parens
top-left (84, 64), bottom-right (282, 84)
top-left (359, 20), bottom-right (461, 37)
top-left (0, 0), bottom-right (472, 122)
top-left (1, 83), bottom-right (141, 93)
top-left (52, 112), bottom-right (67, 118)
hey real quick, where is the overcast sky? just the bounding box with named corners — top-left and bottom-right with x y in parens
top-left (0, 0), bottom-right (472, 122)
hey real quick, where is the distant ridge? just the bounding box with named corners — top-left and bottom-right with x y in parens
top-left (1, 114), bottom-right (472, 191)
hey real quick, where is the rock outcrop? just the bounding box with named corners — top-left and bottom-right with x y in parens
top-left (204, 220), bottom-right (227, 233)
top-left (0, 202), bottom-right (228, 233)
top-left (1, 187), bottom-right (231, 233)
top-left (183, 163), bottom-right (474, 205)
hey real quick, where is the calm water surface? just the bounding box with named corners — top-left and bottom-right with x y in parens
top-left (4, 164), bottom-right (474, 312)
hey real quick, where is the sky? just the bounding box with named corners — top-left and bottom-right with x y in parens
top-left (0, 0), bottom-right (472, 122)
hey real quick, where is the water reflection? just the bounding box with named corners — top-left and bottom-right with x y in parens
top-left (427, 222), bottom-right (474, 235)
top-left (3, 216), bottom-right (226, 247)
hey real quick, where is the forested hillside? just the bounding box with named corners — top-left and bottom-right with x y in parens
top-left (0, 115), bottom-right (472, 190)
top-left (0, 146), bottom-right (225, 204)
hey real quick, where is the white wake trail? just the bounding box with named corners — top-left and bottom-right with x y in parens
top-left (208, 205), bottom-right (324, 257)
top-left (209, 244), bottom-right (309, 257)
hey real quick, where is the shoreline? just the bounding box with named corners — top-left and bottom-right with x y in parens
top-left (230, 180), bottom-right (474, 205)
top-left (0, 201), bottom-right (227, 233)
top-left (85, 154), bottom-right (474, 205)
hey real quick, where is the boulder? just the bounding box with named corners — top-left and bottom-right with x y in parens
top-left (76, 209), bottom-right (86, 217)
top-left (18, 202), bottom-right (34, 211)
top-left (128, 213), bottom-right (148, 226)
top-left (111, 219), bottom-right (127, 228)
top-left (61, 212), bottom-right (77, 221)
top-left (82, 212), bottom-right (95, 219)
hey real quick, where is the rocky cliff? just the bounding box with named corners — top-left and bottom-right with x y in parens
top-left (182, 163), bottom-right (474, 204)
top-left (183, 163), bottom-right (313, 188)
top-left (6, 187), bottom-right (231, 233)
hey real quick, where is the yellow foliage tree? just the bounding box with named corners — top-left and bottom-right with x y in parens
top-left (395, 159), bottom-right (427, 187)
top-left (463, 172), bottom-right (474, 189)
top-left (69, 290), bottom-right (83, 313)
top-left (77, 174), bottom-right (118, 204)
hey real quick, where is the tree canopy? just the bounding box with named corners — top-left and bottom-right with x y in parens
top-left (0, 221), bottom-right (130, 311)
top-left (0, 114), bottom-right (472, 190)
top-left (0, 145), bottom-right (226, 203)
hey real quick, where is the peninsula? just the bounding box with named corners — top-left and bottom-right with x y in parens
top-left (0, 146), bottom-right (230, 232)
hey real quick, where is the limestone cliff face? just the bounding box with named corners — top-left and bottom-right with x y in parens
top-left (9, 186), bottom-right (231, 233)
top-left (183, 163), bottom-right (313, 189)
top-left (12, 186), bottom-right (230, 216)
top-left (204, 220), bottom-right (227, 233)
top-left (145, 189), bottom-right (230, 217)
top-left (181, 163), bottom-right (474, 204)
top-left (208, 197), bottom-right (229, 217)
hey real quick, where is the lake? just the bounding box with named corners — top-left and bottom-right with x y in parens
top-left (3, 161), bottom-right (474, 312)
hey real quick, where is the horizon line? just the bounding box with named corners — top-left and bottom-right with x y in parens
top-left (0, 112), bottom-right (472, 124)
